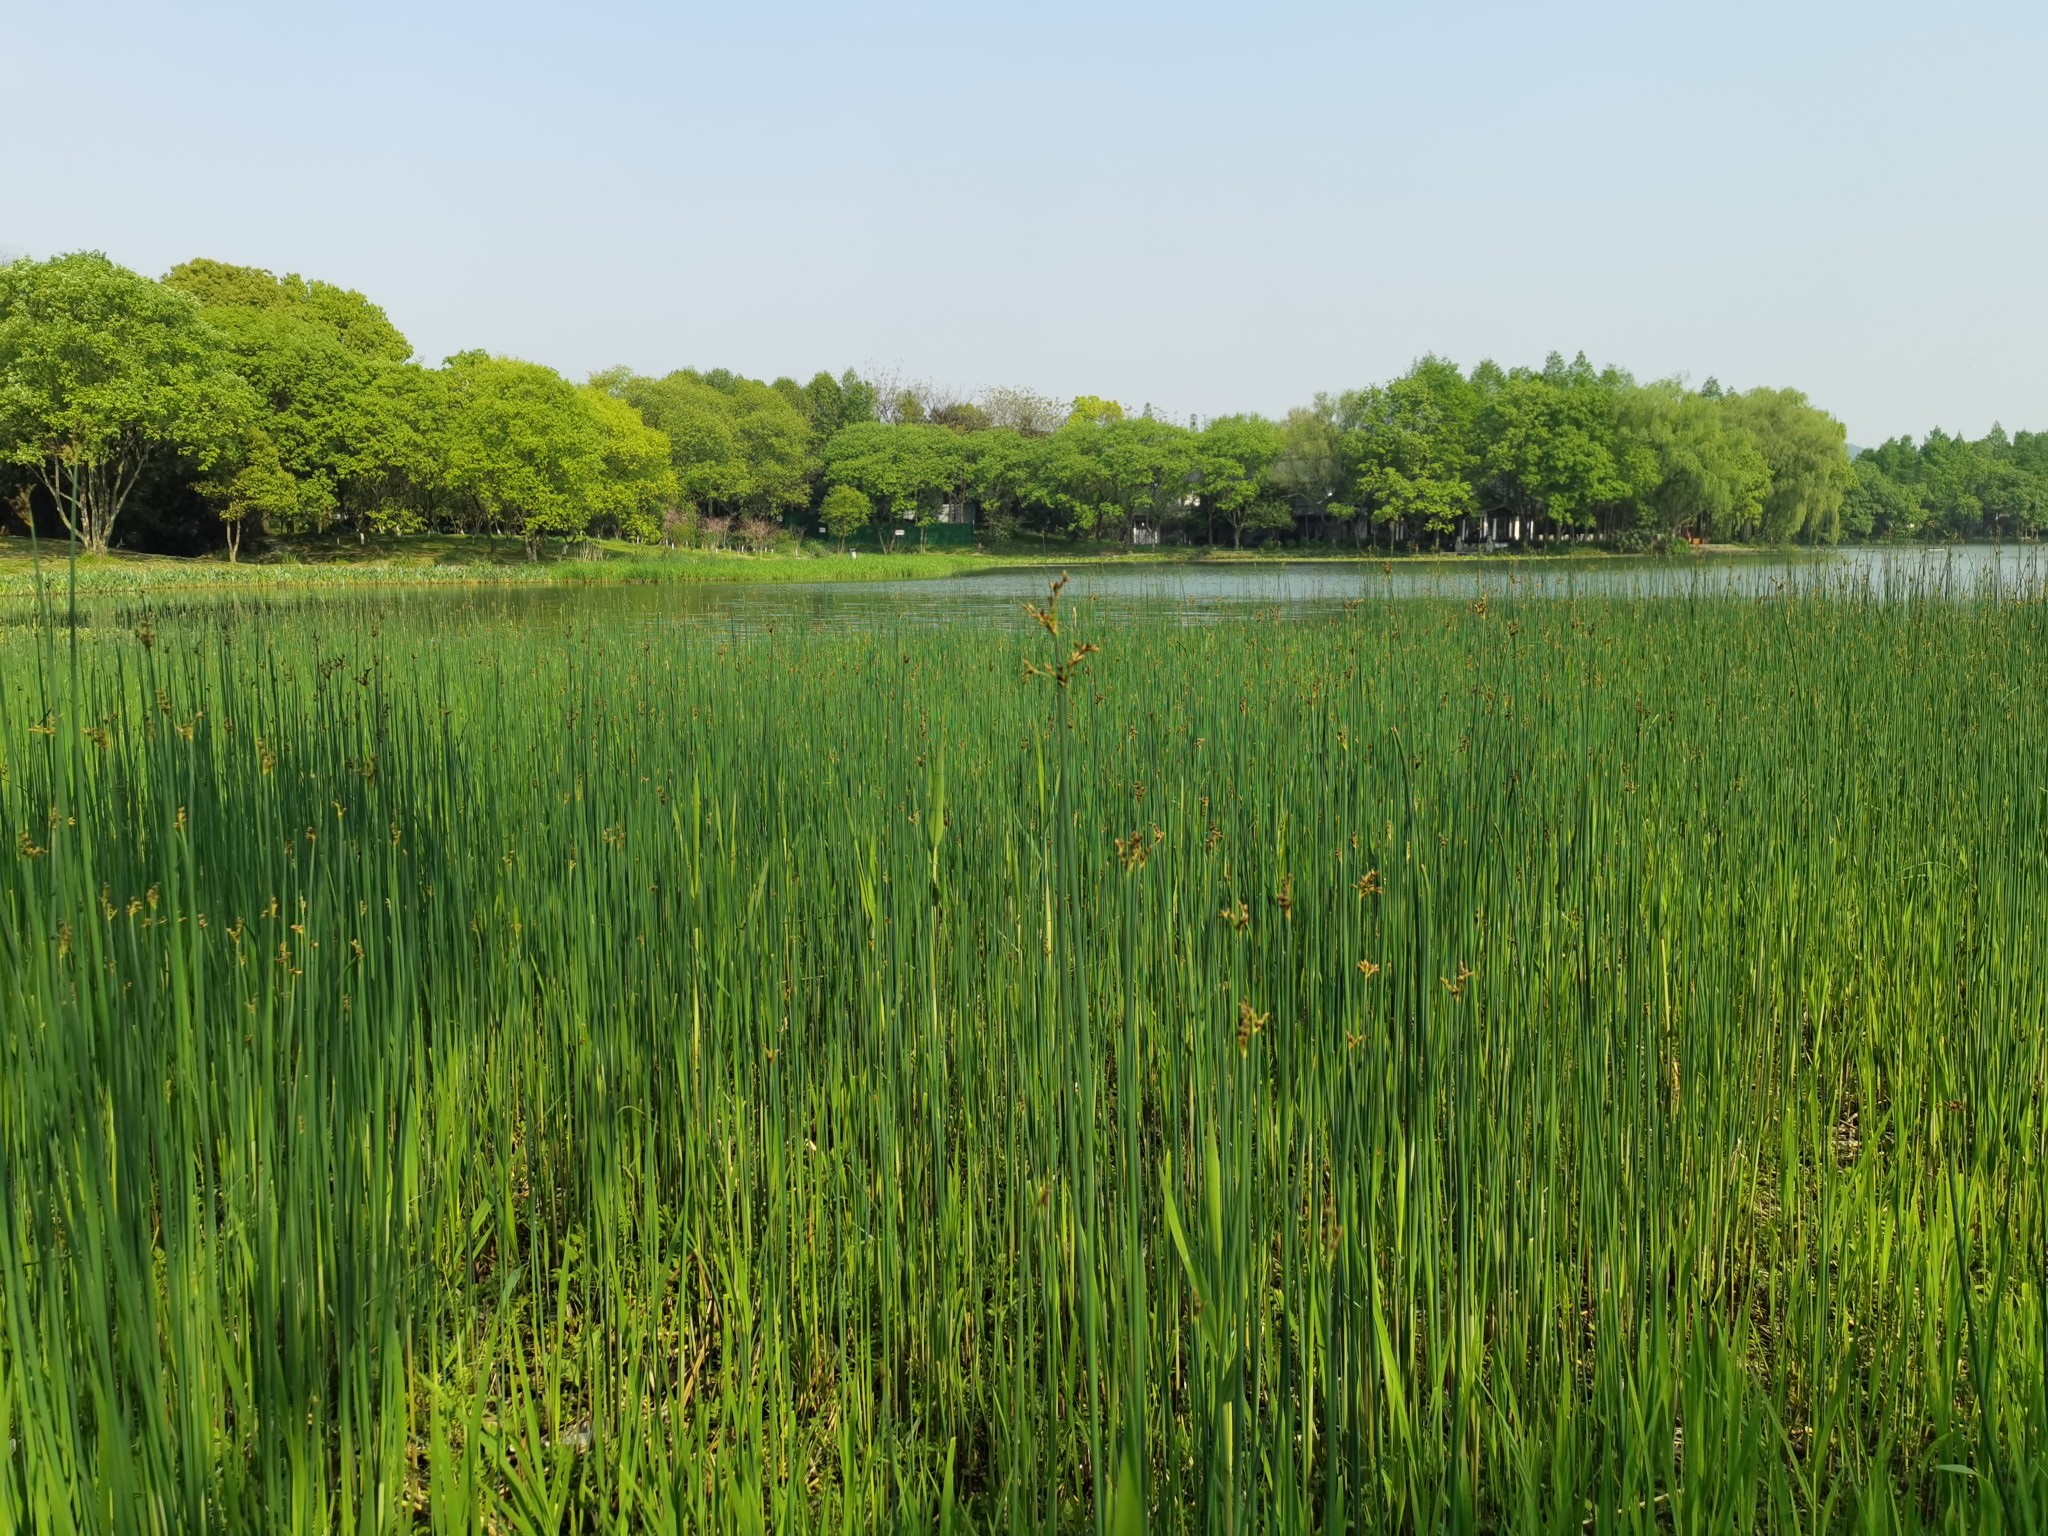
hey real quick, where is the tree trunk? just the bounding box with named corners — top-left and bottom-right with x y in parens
top-left (79, 465), bottom-right (106, 553)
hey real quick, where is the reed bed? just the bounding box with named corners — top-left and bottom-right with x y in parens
top-left (1, 571), bottom-right (2044, 1533)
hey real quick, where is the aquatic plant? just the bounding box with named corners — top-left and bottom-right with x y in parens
top-left (0, 569), bottom-right (2043, 1531)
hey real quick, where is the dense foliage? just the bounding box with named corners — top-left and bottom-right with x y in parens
top-left (1849, 428), bottom-right (2048, 541)
top-left (2, 251), bottom-right (2042, 557)
top-left (2, 573), bottom-right (2045, 1530)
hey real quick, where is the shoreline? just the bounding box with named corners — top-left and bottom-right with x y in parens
top-left (0, 534), bottom-right (2022, 600)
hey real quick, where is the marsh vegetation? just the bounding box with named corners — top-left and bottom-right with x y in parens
top-left (2, 568), bottom-right (2045, 1531)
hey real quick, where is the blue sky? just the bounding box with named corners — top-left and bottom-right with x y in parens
top-left (4, 0), bottom-right (2042, 444)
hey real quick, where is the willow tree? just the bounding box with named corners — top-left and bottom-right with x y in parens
top-left (1722, 387), bottom-right (1853, 543)
top-left (1618, 382), bottom-right (1770, 540)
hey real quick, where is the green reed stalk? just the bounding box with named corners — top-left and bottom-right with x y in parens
top-left (0, 567), bottom-right (2044, 1532)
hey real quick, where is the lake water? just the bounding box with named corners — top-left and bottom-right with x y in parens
top-left (11, 544), bottom-right (2048, 638)
top-left (494, 543), bottom-right (2048, 636)
top-left (642, 543), bottom-right (2048, 633)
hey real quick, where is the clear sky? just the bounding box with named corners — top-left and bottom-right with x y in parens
top-left (4, 0), bottom-right (2042, 445)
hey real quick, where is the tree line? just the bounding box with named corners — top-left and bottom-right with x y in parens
top-left (2, 251), bottom-right (2040, 558)
top-left (1846, 427), bottom-right (2048, 541)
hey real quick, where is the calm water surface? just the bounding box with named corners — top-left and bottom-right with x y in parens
top-left (662, 543), bottom-right (2048, 633)
top-left (11, 544), bottom-right (2048, 639)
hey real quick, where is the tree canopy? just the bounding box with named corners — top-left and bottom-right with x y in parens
top-left (2, 249), bottom-right (2037, 559)
top-left (1846, 426), bottom-right (2048, 541)
top-left (0, 253), bottom-right (251, 551)
top-left (598, 369), bottom-right (811, 519)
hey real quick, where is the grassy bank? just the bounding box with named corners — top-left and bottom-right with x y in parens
top-left (0, 537), bottom-right (1002, 597)
top-left (2, 576), bottom-right (2044, 1530)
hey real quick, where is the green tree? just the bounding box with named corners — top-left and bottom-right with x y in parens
top-left (353, 364), bottom-right (451, 535)
top-left (1998, 429), bottom-right (2048, 537)
top-left (1004, 430), bottom-right (1100, 539)
top-left (440, 354), bottom-right (606, 556)
top-left (165, 259), bottom-right (411, 362)
top-left (1196, 415), bottom-right (1287, 547)
top-left (1900, 426), bottom-right (2048, 540)
top-left (1721, 388), bottom-right (1853, 543)
top-left (1619, 382), bottom-right (1770, 540)
top-left (178, 302), bottom-right (355, 534)
top-left (819, 483), bottom-right (874, 549)
top-left (1841, 456), bottom-right (1924, 540)
top-left (1269, 403), bottom-right (1349, 536)
top-left (1474, 357), bottom-right (1653, 538)
top-left (822, 422), bottom-right (968, 547)
top-left (1342, 358), bottom-right (1480, 547)
top-left (1093, 416), bottom-right (1197, 540)
top-left (166, 258), bottom-right (438, 539)
top-left (1360, 460), bottom-right (1474, 545)
top-left (606, 371), bottom-right (747, 514)
top-left (961, 429), bottom-right (1033, 540)
top-left (197, 432), bottom-right (304, 561)
top-left (580, 388), bottom-right (678, 542)
top-left (718, 376), bottom-right (813, 514)
top-left (1067, 395), bottom-right (1125, 428)
top-left (604, 369), bottom-right (812, 519)
top-left (833, 371), bottom-right (880, 430)
top-left (1022, 415), bottom-right (1197, 542)
top-left (0, 253), bottom-right (251, 552)
top-left (770, 369), bottom-right (880, 469)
